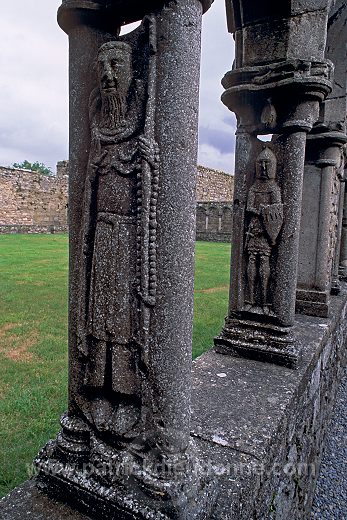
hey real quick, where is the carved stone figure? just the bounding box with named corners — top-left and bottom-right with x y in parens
top-left (77, 36), bottom-right (159, 439)
top-left (244, 147), bottom-right (283, 312)
top-left (35, 2), bottom-right (217, 517)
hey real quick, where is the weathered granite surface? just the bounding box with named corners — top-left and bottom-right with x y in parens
top-left (311, 365), bottom-right (347, 518)
top-left (34, 1), bottom-right (216, 518)
top-left (194, 284), bottom-right (347, 518)
top-left (296, 0), bottom-right (347, 318)
top-left (0, 480), bottom-right (91, 520)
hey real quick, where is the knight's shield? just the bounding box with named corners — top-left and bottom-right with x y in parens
top-left (261, 203), bottom-right (283, 244)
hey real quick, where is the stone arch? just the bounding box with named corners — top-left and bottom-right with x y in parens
top-left (221, 205), bottom-right (233, 233)
top-left (207, 205), bottom-right (219, 233)
top-left (196, 205), bottom-right (207, 233)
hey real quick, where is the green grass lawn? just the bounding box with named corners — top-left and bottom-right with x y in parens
top-left (0, 234), bottom-right (230, 497)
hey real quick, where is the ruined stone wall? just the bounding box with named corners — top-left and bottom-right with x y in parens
top-left (196, 167), bottom-right (234, 242)
top-left (196, 166), bottom-right (234, 202)
top-left (196, 201), bottom-right (233, 242)
top-left (0, 163), bottom-right (233, 236)
top-left (0, 166), bottom-right (68, 234)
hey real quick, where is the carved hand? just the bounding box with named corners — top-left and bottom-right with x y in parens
top-left (248, 206), bottom-right (260, 216)
top-left (91, 150), bottom-right (108, 172)
top-left (139, 135), bottom-right (159, 167)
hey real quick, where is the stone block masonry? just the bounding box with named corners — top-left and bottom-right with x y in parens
top-left (0, 164), bottom-right (68, 234)
top-left (196, 202), bottom-right (233, 242)
top-left (191, 284), bottom-right (347, 519)
top-left (196, 166), bottom-right (234, 202)
top-left (196, 169), bottom-right (234, 242)
top-left (0, 162), bottom-right (234, 239)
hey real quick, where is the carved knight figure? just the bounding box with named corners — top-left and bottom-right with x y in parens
top-left (77, 30), bottom-right (159, 440)
top-left (245, 147), bottom-right (283, 311)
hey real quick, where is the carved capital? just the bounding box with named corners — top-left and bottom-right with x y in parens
top-left (58, 0), bottom-right (165, 33)
top-left (226, 0), bottom-right (332, 68)
top-left (222, 59), bottom-right (333, 133)
top-left (305, 131), bottom-right (347, 168)
top-left (58, 0), bottom-right (213, 33)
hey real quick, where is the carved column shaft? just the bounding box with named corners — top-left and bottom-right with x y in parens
top-left (35, 1), bottom-right (215, 518)
top-left (331, 166), bottom-right (346, 293)
top-left (221, 102), bottom-right (325, 367)
top-left (228, 131), bottom-right (252, 312)
top-left (216, 0), bottom-right (333, 367)
top-left (274, 130), bottom-right (307, 326)
top-left (146, 0), bottom-right (203, 454)
top-left (296, 137), bottom-right (346, 316)
top-left (296, 0), bottom-right (347, 316)
top-left (339, 178), bottom-right (347, 278)
top-left (315, 160), bottom-right (338, 290)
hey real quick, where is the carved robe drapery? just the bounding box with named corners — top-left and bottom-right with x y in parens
top-left (75, 24), bottom-right (159, 436)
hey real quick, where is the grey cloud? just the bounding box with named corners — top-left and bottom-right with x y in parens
top-left (0, 1), bottom-right (234, 173)
top-left (199, 126), bottom-right (235, 155)
top-left (198, 2), bottom-right (235, 168)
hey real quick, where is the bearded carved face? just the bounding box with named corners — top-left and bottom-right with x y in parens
top-left (97, 44), bottom-right (133, 131)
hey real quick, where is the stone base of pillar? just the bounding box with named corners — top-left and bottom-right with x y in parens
top-left (331, 276), bottom-right (342, 295)
top-left (35, 435), bottom-right (216, 520)
top-left (214, 316), bottom-right (300, 368)
top-left (296, 289), bottom-right (330, 318)
top-left (339, 264), bottom-right (347, 280)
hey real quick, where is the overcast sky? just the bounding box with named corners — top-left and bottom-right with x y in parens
top-left (0, 0), bottom-right (235, 174)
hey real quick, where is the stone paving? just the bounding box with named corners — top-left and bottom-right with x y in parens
top-left (311, 365), bottom-right (347, 519)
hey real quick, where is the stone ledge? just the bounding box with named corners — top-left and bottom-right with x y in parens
top-left (190, 283), bottom-right (347, 518)
top-left (0, 225), bottom-right (68, 234)
top-left (196, 232), bottom-right (232, 243)
top-left (0, 479), bottom-right (91, 520)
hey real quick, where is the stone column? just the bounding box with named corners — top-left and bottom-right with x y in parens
top-left (331, 163), bottom-right (346, 293)
top-left (35, 1), bottom-right (215, 518)
top-left (296, 134), bottom-right (347, 316)
top-left (215, 1), bottom-right (333, 368)
top-left (296, 0), bottom-right (347, 316)
top-left (339, 175), bottom-right (347, 279)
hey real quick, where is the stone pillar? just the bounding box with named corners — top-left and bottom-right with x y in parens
top-left (340, 188), bottom-right (347, 279)
top-left (331, 164), bottom-right (346, 293)
top-left (215, 1), bottom-right (333, 368)
top-left (35, 1), bottom-right (215, 518)
top-left (296, 134), bottom-right (347, 316)
top-left (296, 0), bottom-right (347, 316)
